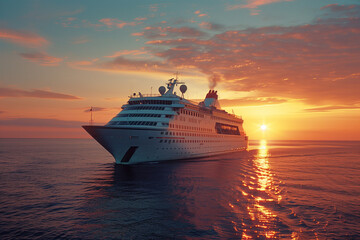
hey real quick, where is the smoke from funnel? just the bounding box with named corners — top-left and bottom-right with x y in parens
top-left (208, 74), bottom-right (220, 89)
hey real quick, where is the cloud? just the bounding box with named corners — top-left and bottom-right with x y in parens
top-left (69, 53), bottom-right (200, 77)
top-left (84, 107), bottom-right (109, 112)
top-left (99, 18), bottom-right (141, 29)
top-left (320, 4), bottom-right (360, 20)
top-left (61, 17), bottom-right (142, 29)
top-left (132, 32), bottom-right (144, 36)
top-left (0, 87), bottom-right (82, 100)
top-left (0, 118), bottom-right (85, 128)
top-left (304, 105), bottom-right (360, 112)
top-left (19, 52), bottom-right (63, 66)
top-left (198, 22), bottom-right (224, 31)
top-left (134, 26), bottom-right (206, 39)
top-left (101, 56), bottom-right (172, 73)
top-left (321, 4), bottom-right (360, 15)
top-left (220, 97), bottom-right (287, 107)
top-left (61, 17), bottom-right (78, 27)
top-left (104, 49), bottom-right (147, 58)
top-left (71, 4), bottom-right (360, 107)
top-left (142, 6), bottom-right (360, 105)
top-left (135, 17), bottom-right (147, 21)
top-left (228, 0), bottom-right (293, 10)
top-left (0, 28), bottom-right (49, 47)
top-left (194, 10), bottom-right (208, 17)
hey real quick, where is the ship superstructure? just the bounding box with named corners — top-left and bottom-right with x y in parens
top-left (83, 78), bottom-right (248, 164)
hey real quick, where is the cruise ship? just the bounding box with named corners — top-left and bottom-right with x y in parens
top-left (83, 78), bottom-right (248, 164)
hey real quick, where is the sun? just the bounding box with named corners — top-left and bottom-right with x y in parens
top-left (260, 124), bottom-right (267, 131)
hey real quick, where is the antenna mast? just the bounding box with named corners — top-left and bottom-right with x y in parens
top-left (90, 106), bottom-right (93, 125)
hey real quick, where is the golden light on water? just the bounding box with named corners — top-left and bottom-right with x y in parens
top-left (257, 140), bottom-right (270, 191)
top-left (244, 139), bottom-right (281, 238)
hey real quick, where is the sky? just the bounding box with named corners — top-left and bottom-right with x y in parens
top-left (0, 0), bottom-right (360, 140)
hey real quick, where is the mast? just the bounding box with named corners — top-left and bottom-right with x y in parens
top-left (164, 78), bottom-right (184, 96)
top-left (90, 106), bottom-right (93, 125)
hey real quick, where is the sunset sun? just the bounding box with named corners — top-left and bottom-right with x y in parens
top-left (261, 124), bottom-right (267, 131)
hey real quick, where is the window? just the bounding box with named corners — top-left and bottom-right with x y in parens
top-left (215, 122), bottom-right (240, 135)
top-left (106, 121), bottom-right (157, 126)
top-left (126, 106), bottom-right (165, 111)
top-left (116, 113), bottom-right (162, 118)
top-left (128, 100), bottom-right (173, 105)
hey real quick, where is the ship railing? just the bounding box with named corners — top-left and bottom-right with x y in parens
top-left (186, 99), bottom-right (200, 105)
top-left (231, 114), bottom-right (243, 119)
top-left (129, 93), bottom-right (161, 98)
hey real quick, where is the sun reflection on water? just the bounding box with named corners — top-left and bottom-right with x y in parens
top-left (257, 139), bottom-right (271, 192)
top-left (242, 139), bottom-right (281, 239)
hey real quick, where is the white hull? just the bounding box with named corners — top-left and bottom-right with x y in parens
top-left (83, 78), bottom-right (249, 164)
top-left (83, 126), bottom-right (248, 164)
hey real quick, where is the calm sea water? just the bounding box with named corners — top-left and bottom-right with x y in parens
top-left (0, 139), bottom-right (359, 239)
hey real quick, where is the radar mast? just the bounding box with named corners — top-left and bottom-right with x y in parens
top-left (164, 77), bottom-right (184, 96)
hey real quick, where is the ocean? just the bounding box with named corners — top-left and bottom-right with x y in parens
top-left (0, 139), bottom-right (359, 239)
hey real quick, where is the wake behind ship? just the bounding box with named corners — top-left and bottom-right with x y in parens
top-left (83, 78), bottom-right (248, 164)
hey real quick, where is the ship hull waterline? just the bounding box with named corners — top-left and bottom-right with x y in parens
top-left (83, 125), bottom-right (248, 165)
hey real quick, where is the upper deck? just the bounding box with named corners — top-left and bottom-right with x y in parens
top-left (106, 78), bottom-right (243, 129)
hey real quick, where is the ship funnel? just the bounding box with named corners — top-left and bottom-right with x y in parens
top-left (204, 90), bottom-right (221, 108)
top-left (205, 90), bottom-right (218, 99)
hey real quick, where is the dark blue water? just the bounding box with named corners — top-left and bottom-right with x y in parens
top-left (0, 139), bottom-right (359, 239)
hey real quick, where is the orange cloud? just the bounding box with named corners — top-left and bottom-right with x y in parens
top-left (228, 0), bottom-right (293, 10)
top-left (69, 54), bottom-right (200, 77)
top-left (137, 26), bottom-right (206, 39)
top-left (220, 97), bottom-right (287, 107)
top-left (132, 32), bottom-right (144, 36)
top-left (194, 10), bottom-right (208, 17)
top-left (0, 87), bottom-right (82, 100)
top-left (99, 18), bottom-right (141, 28)
top-left (101, 56), bottom-right (171, 73)
top-left (104, 49), bottom-right (147, 58)
top-left (0, 28), bottom-right (49, 47)
top-left (19, 52), bottom-right (63, 66)
top-left (142, 6), bottom-right (360, 105)
top-left (135, 17), bottom-right (147, 21)
top-left (304, 105), bottom-right (360, 112)
top-left (71, 4), bottom-right (360, 108)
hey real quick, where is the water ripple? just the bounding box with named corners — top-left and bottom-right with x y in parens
top-left (0, 139), bottom-right (359, 239)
